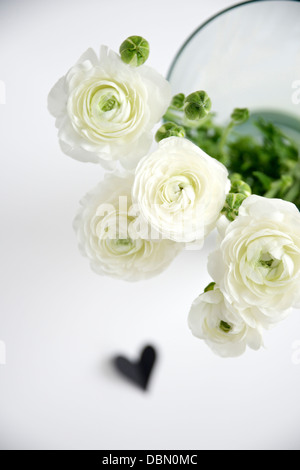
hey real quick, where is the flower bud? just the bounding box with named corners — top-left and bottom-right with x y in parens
top-left (171, 93), bottom-right (185, 109)
top-left (230, 180), bottom-right (252, 197)
top-left (231, 108), bottom-right (249, 125)
top-left (221, 193), bottom-right (247, 222)
top-left (230, 173), bottom-right (243, 182)
top-left (119, 36), bottom-right (150, 67)
top-left (184, 91), bottom-right (212, 120)
top-left (155, 122), bottom-right (185, 142)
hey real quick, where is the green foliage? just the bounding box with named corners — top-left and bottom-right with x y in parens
top-left (221, 193), bottom-right (247, 222)
top-left (227, 120), bottom-right (299, 205)
top-left (164, 95), bottom-right (300, 208)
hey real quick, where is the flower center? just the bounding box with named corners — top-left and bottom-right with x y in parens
top-left (98, 94), bottom-right (120, 113)
top-left (116, 238), bottom-right (132, 246)
top-left (219, 321), bottom-right (232, 333)
top-left (160, 176), bottom-right (196, 208)
top-left (87, 84), bottom-right (129, 125)
top-left (258, 253), bottom-right (276, 268)
top-left (109, 237), bottom-right (135, 254)
top-left (244, 237), bottom-right (291, 285)
top-left (257, 251), bottom-right (282, 280)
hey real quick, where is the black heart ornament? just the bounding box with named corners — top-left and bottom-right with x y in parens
top-left (114, 345), bottom-right (157, 391)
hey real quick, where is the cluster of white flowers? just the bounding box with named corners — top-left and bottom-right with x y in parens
top-left (71, 134), bottom-right (230, 281)
top-left (49, 41), bottom-right (230, 282)
top-left (49, 38), bottom-right (300, 358)
top-left (189, 195), bottom-right (300, 357)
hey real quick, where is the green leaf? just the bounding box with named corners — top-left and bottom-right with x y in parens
top-left (204, 282), bottom-right (216, 293)
top-left (252, 171), bottom-right (273, 191)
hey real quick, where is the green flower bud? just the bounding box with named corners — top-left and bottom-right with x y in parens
top-left (230, 173), bottom-right (243, 183)
top-left (204, 282), bottom-right (216, 293)
top-left (221, 193), bottom-right (247, 222)
top-left (171, 93), bottom-right (185, 109)
top-left (184, 91), bottom-right (212, 121)
top-left (155, 122), bottom-right (185, 142)
top-left (230, 180), bottom-right (252, 197)
top-left (219, 321), bottom-right (232, 333)
top-left (119, 36), bottom-right (150, 67)
top-left (231, 108), bottom-right (250, 125)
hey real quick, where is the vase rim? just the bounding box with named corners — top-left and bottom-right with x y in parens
top-left (167, 0), bottom-right (300, 81)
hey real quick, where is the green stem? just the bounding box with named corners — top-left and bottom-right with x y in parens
top-left (219, 122), bottom-right (234, 153)
top-left (218, 121), bottom-right (235, 165)
top-left (264, 180), bottom-right (282, 198)
top-left (163, 109), bottom-right (184, 125)
top-left (284, 181), bottom-right (300, 202)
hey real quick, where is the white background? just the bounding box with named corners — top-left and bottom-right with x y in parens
top-left (0, 0), bottom-right (300, 450)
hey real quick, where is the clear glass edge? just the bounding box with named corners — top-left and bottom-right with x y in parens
top-left (167, 0), bottom-right (300, 82)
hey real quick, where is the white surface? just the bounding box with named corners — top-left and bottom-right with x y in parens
top-left (0, 0), bottom-right (300, 450)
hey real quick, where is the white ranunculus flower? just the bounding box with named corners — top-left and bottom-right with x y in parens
top-left (132, 137), bottom-right (230, 243)
top-left (73, 173), bottom-right (182, 281)
top-left (188, 286), bottom-right (263, 358)
top-left (208, 195), bottom-right (300, 328)
top-left (48, 47), bottom-right (171, 170)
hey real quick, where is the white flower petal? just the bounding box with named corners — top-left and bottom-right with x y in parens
top-left (48, 76), bottom-right (67, 119)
